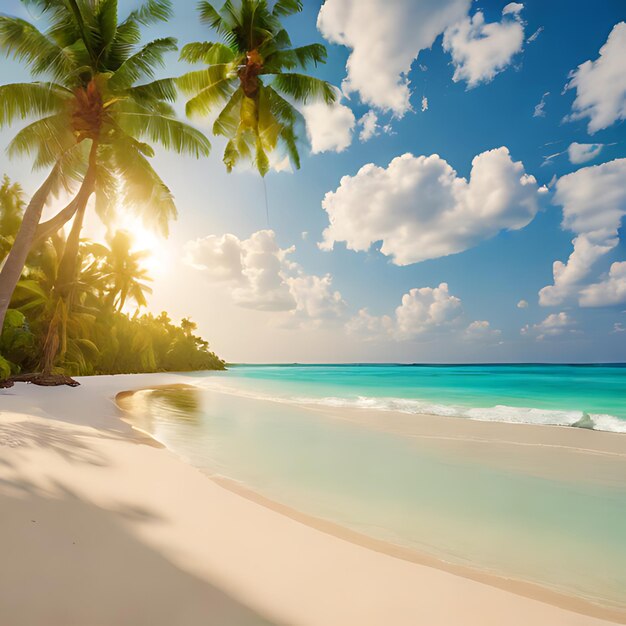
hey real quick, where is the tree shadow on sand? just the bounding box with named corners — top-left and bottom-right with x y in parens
top-left (0, 420), bottom-right (113, 467)
top-left (0, 476), bottom-right (280, 626)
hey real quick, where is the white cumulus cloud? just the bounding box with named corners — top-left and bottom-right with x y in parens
top-left (317, 0), bottom-right (471, 116)
top-left (358, 110), bottom-right (379, 142)
top-left (347, 283), bottom-right (463, 341)
top-left (565, 22), bottom-right (626, 133)
top-left (185, 230), bottom-right (345, 326)
top-left (347, 283), bottom-right (501, 343)
top-left (303, 99), bottom-right (356, 154)
top-left (539, 158), bottom-right (626, 307)
top-left (443, 5), bottom-right (525, 88)
top-left (320, 147), bottom-right (544, 266)
top-left (502, 3), bottom-right (524, 16)
top-left (464, 320), bottom-right (502, 343)
top-left (567, 142), bottom-right (604, 164)
top-left (521, 312), bottom-right (576, 341)
top-left (580, 262), bottom-right (626, 307)
top-left (517, 299), bottom-right (529, 308)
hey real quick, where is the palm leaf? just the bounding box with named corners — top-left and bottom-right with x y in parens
top-left (213, 90), bottom-right (244, 137)
top-left (126, 0), bottom-right (173, 26)
top-left (0, 16), bottom-right (78, 83)
top-left (96, 0), bottom-right (119, 52)
top-left (255, 136), bottom-right (270, 177)
top-left (197, 1), bottom-right (231, 37)
top-left (179, 41), bottom-right (236, 65)
top-left (272, 0), bottom-right (303, 17)
top-left (263, 44), bottom-right (327, 72)
top-left (112, 138), bottom-right (177, 235)
top-left (128, 78), bottom-right (178, 104)
top-left (116, 110), bottom-right (212, 157)
top-left (108, 37), bottom-right (178, 90)
top-left (178, 66), bottom-right (236, 117)
top-left (7, 113), bottom-right (74, 169)
top-left (280, 124), bottom-right (300, 169)
top-left (0, 82), bottom-right (69, 128)
top-left (271, 72), bottom-right (336, 104)
top-left (264, 84), bottom-right (304, 125)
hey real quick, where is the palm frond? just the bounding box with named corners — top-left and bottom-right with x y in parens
top-left (213, 89), bottom-right (244, 137)
top-left (94, 151), bottom-right (119, 224)
top-left (112, 137), bottom-right (177, 235)
top-left (255, 136), bottom-right (270, 177)
top-left (107, 15), bottom-right (141, 67)
top-left (116, 111), bottom-right (212, 157)
top-left (108, 37), bottom-right (178, 90)
top-left (7, 113), bottom-right (74, 169)
top-left (271, 72), bottom-right (336, 104)
top-left (178, 66), bottom-right (236, 117)
top-left (0, 16), bottom-right (78, 83)
top-left (257, 87), bottom-right (281, 151)
top-left (49, 141), bottom-right (92, 194)
top-left (126, 0), bottom-right (173, 26)
top-left (280, 124), bottom-right (300, 169)
top-left (263, 44), bottom-right (327, 72)
top-left (197, 1), bottom-right (231, 36)
top-left (264, 84), bottom-right (304, 125)
top-left (0, 82), bottom-right (69, 128)
top-left (95, 0), bottom-right (119, 52)
top-left (127, 78), bottom-right (178, 104)
top-left (179, 41), bottom-right (236, 65)
top-left (272, 0), bottom-right (303, 17)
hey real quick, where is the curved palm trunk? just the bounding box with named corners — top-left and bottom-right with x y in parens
top-left (40, 202), bottom-right (90, 378)
top-left (40, 145), bottom-right (98, 379)
top-left (0, 165), bottom-right (60, 331)
top-left (33, 194), bottom-right (87, 247)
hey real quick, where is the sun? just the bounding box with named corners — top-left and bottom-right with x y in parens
top-left (111, 214), bottom-right (171, 278)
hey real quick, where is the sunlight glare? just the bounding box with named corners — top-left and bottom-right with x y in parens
top-left (112, 213), bottom-right (171, 278)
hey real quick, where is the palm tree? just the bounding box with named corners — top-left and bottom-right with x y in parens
top-left (178, 0), bottom-right (336, 177)
top-left (9, 233), bottom-right (101, 379)
top-left (180, 317), bottom-right (197, 337)
top-left (89, 230), bottom-right (153, 312)
top-left (0, 176), bottom-right (26, 259)
top-left (0, 0), bottom-right (212, 332)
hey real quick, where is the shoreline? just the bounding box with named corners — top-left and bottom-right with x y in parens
top-left (118, 382), bottom-right (626, 623)
top-left (211, 475), bottom-right (626, 624)
top-left (1, 373), bottom-right (624, 625)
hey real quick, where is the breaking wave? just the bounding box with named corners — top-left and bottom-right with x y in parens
top-left (200, 382), bottom-right (626, 434)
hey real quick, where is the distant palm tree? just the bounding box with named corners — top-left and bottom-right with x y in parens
top-left (10, 233), bottom-right (101, 377)
top-left (0, 0), bottom-right (211, 331)
top-left (178, 0), bottom-right (336, 176)
top-left (0, 176), bottom-right (25, 259)
top-left (180, 317), bottom-right (198, 337)
top-left (90, 230), bottom-right (153, 312)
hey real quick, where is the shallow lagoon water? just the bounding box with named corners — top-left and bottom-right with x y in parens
top-left (124, 365), bottom-right (626, 611)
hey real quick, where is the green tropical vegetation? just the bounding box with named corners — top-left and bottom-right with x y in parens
top-left (178, 0), bottom-right (336, 176)
top-left (0, 0), bottom-right (334, 386)
top-left (0, 177), bottom-right (224, 385)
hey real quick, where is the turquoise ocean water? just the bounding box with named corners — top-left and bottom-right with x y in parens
top-left (126, 364), bottom-right (626, 611)
top-left (204, 363), bottom-right (626, 432)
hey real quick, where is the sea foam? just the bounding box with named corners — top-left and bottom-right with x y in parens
top-left (200, 382), bottom-right (626, 434)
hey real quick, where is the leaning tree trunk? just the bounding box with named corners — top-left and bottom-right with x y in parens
top-left (38, 200), bottom-right (91, 381)
top-left (0, 165), bottom-right (60, 331)
top-left (39, 148), bottom-right (98, 381)
top-left (0, 140), bottom-right (100, 334)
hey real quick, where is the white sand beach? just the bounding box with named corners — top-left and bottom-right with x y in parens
top-left (0, 373), bottom-right (624, 626)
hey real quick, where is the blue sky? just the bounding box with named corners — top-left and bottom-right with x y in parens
top-left (1, 0), bottom-right (625, 362)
